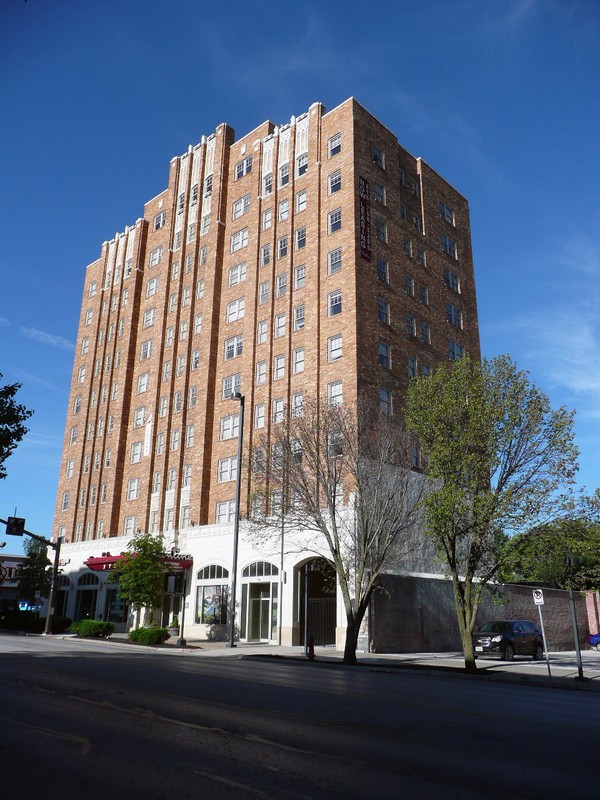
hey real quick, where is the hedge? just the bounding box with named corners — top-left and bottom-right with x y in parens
top-left (128, 627), bottom-right (170, 645)
top-left (70, 619), bottom-right (115, 638)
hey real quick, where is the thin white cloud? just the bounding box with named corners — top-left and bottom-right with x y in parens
top-left (19, 326), bottom-right (74, 351)
top-left (12, 370), bottom-right (59, 391)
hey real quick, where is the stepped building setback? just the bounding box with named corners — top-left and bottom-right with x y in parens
top-left (52, 98), bottom-right (480, 648)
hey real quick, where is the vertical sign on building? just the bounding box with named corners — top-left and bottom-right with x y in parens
top-left (359, 176), bottom-right (371, 261)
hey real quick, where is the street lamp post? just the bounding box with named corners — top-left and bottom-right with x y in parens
top-left (227, 392), bottom-right (245, 648)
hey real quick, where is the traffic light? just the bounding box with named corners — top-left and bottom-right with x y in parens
top-left (6, 517), bottom-right (25, 536)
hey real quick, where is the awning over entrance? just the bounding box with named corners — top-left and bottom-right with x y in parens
top-left (84, 554), bottom-right (193, 572)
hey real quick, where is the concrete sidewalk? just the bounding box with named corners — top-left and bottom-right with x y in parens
top-left (77, 633), bottom-right (600, 691)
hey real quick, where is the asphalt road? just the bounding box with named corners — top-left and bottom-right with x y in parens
top-left (1, 633), bottom-right (599, 799)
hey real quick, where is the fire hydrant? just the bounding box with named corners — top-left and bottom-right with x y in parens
top-left (307, 634), bottom-right (315, 661)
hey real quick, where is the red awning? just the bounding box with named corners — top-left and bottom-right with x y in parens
top-left (84, 554), bottom-right (193, 572)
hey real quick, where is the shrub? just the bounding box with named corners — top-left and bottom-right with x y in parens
top-left (70, 619), bottom-right (115, 638)
top-left (128, 626), bottom-right (170, 645)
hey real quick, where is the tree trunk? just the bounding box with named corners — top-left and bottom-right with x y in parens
top-left (450, 574), bottom-right (477, 673)
top-left (343, 618), bottom-right (359, 665)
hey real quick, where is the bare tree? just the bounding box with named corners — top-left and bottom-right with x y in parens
top-left (249, 396), bottom-right (424, 665)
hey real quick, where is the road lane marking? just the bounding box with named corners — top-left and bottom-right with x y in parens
top-left (2, 716), bottom-right (92, 754)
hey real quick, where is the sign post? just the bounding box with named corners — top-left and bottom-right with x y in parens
top-left (533, 589), bottom-right (552, 678)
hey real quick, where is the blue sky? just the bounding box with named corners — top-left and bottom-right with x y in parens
top-left (1, 0), bottom-right (599, 554)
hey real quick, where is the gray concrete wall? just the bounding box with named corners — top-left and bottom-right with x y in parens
top-left (371, 575), bottom-right (590, 653)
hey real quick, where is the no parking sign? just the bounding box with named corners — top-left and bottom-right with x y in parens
top-left (533, 589), bottom-right (544, 606)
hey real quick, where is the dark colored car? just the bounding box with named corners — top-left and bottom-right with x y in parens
top-left (473, 620), bottom-right (544, 661)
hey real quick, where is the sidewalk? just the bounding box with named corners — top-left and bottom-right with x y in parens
top-left (82, 633), bottom-right (600, 691)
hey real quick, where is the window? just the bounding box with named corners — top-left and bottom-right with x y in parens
top-left (133, 407), bottom-right (146, 428)
top-left (292, 392), bottom-right (304, 418)
top-left (235, 155), bottom-right (252, 179)
top-left (229, 261), bottom-right (247, 287)
top-left (328, 290), bottom-right (342, 316)
top-left (189, 385), bottom-right (197, 407)
top-left (407, 356), bottom-right (417, 377)
top-left (185, 423), bottom-right (195, 447)
top-left (140, 339), bottom-right (152, 360)
top-left (127, 478), bottom-right (140, 501)
top-left (276, 273), bottom-right (287, 297)
top-left (220, 414), bottom-right (240, 441)
top-left (373, 182), bottom-right (386, 204)
top-left (278, 199), bottom-right (289, 221)
top-left (440, 202), bottom-right (455, 225)
top-left (80, 337), bottom-right (89, 354)
top-left (274, 313), bottom-right (286, 338)
top-left (421, 323), bottom-right (431, 344)
top-left (294, 264), bottom-right (306, 289)
top-left (278, 236), bottom-right (288, 258)
top-left (444, 267), bottom-right (460, 292)
top-left (406, 315), bottom-right (417, 337)
top-left (273, 354), bottom-right (285, 379)
top-left (222, 372), bottom-right (241, 399)
top-left (296, 189), bottom-right (307, 212)
top-left (218, 457), bottom-right (238, 483)
top-left (196, 567), bottom-right (230, 623)
top-left (328, 133), bottom-right (342, 157)
top-left (130, 442), bottom-right (142, 464)
top-left (69, 426), bottom-right (77, 445)
top-left (84, 309), bottom-right (93, 326)
top-left (328, 381), bottom-right (343, 406)
top-left (253, 447), bottom-right (265, 473)
top-left (375, 218), bottom-right (387, 242)
top-left (279, 162), bottom-right (289, 187)
top-left (293, 304), bottom-right (305, 331)
top-left (379, 341), bottom-right (391, 368)
top-left (328, 334), bottom-right (342, 361)
top-left (421, 363), bottom-right (431, 377)
top-left (137, 373), bottom-right (149, 393)
top-left (194, 313), bottom-right (202, 334)
top-left (146, 277), bottom-right (158, 297)
top-left (419, 285), bottom-right (429, 305)
top-left (230, 228), bottom-right (248, 253)
top-left (149, 246), bottom-right (163, 267)
top-left (296, 153), bottom-right (308, 177)
top-left (417, 248), bottom-right (426, 267)
top-left (216, 500), bottom-right (236, 523)
top-left (404, 274), bottom-right (415, 296)
top-left (411, 179), bottom-right (420, 198)
top-left (77, 366), bottom-right (86, 384)
top-left (328, 247), bottom-right (342, 274)
top-left (162, 360), bottom-right (170, 380)
top-left (403, 239), bottom-right (412, 257)
top-left (224, 335), bottom-right (243, 360)
top-left (166, 327), bottom-right (174, 346)
top-left (174, 231), bottom-right (182, 249)
top-left (256, 360), bottom-right (266, 385)
top-left (261, 244), bottom-right (271, 266)
top-left (173, 392), bottom-right (182, 412)
top-left (295, 226), bottom-right (306, 250)
top-left (200, 214), bottom-right (210, 235)
top-left (226, 297), bottom-right (245, 323)
top-left (153, 211), bottom-right (166, 231)
top-left (191, 184), bottom-right (198, 206)
top-left (187, 222), bottom-right (196, 242)
top-left (328, 170), bottom-right (341, 194)
top-left (379, 388), bottom-right (392, 414)
top-left (88, 282), bottom-right (97, 298)
top-left (372, 145), bottom-right (385, 168)
top-left (61, 493), bottom-right (70, 511)
top-left (254, 403), bottom-right (265, 429)
top-left (156, 433), bottom-right (165, 455)
top-left (259, 281), bottom-right (269, 304)
top-left (377, 299), bottom-right (390, 324)
top-left (232, 193), bottom-right (250, 219)
top-left (442, 234), bottom-right (457, 259)
top-left (66, 459), bottom-right (74, 477)
top-left (377, 258), bottom-right (389, 283)
top-left (143, 308), bottom-right (156, 328)
top-left (293, 348), bottom-right (304, 373)
top-left (263, 172), bottom-right (273, 195)
top-left (328, 208), bottom-right (342, 233)
top-left (257, 320), bottom-right (268, 344)
top-left (446, 303), bottom-right (462, 327)
top-left (272, 398), bottom-right (284, 423)
top-left (449, 339), bottom-right (464, 361)
top-left (262, 208), bottom-right (272, 230)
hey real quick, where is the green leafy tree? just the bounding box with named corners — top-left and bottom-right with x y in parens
top-left (114, 531), bottom-right (164, 627)
top-left (250, 396), bottom-right (424, 665)
top-left (405, 355), bottom-right (578, 672)
top-left (0, 374), bottom-right (33, 480)
top-left (504, 519), bottom-right (600, 590)
top-left (17, 538), bottom-right (52, 608)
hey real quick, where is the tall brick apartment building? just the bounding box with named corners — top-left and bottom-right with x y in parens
top-left (52, 98), bottom-right (480, 648)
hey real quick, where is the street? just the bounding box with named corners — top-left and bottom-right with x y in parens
top-left (1, 633), bottom-right (599, 799)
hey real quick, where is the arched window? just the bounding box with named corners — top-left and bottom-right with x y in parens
top-left (242, 561), bottom-right (278, 578)
top-left (77, 573), bottom-right (100, 586)
top-left (59, 576), bottom-right (71, 588)
top-left (196, 565), bottom-right (229, 625)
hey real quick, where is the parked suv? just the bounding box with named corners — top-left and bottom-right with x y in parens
top-left (473, 620), bottom-right (544, 661)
